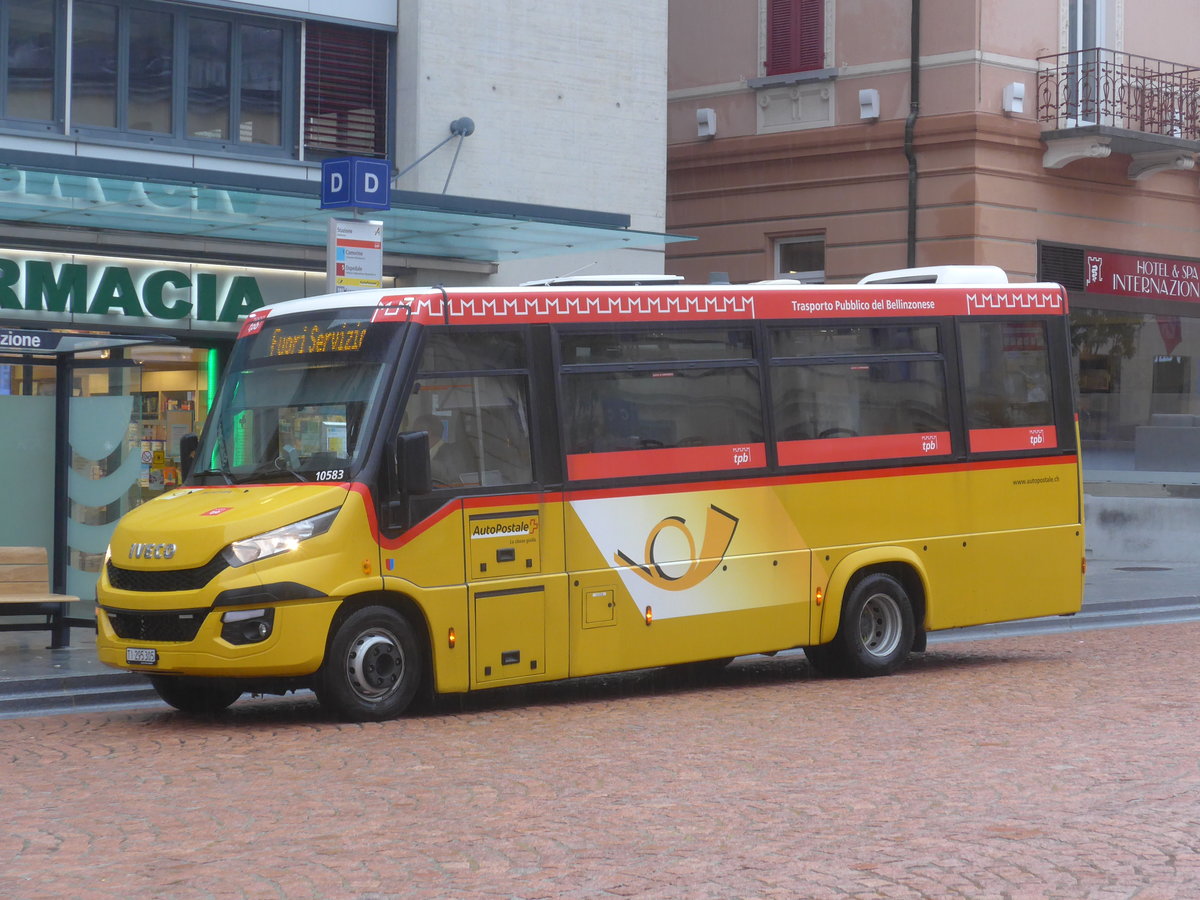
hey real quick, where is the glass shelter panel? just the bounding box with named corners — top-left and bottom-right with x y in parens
top-left (68, 362), bottom-right (143, 607)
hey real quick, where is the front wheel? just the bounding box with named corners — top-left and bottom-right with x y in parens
top-left (149, 675), bottom-right (243, 714)
top-left (804, 572), bottom-right (915, 678)
top-left (313, 606), bottom-right (423, 722)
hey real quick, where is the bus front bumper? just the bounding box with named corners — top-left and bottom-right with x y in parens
top-left (96, 597), bottom-right (340, 679)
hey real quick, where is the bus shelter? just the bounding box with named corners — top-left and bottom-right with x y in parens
top-left (0, 328), bottom-right (173, 647)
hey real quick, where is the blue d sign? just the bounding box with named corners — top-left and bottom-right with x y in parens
top-left (320, 157), bottom-right (392, 210)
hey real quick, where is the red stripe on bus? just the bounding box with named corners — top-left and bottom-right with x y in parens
top-left (565, 443), bottom-right (766, 480)
top-left (777, 431), bottom-right (951, 466)
top-left (563, 455), bottom-right (1079, 501)
top-left (968, 426), bottom-right (1057, 453)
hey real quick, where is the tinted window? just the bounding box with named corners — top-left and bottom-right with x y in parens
top-left (960, 320), bottom-right (1057, 454)
top-left (774, 361), bottom-right (948, 441)
top-left (772, 325), bottom-right (938, 358)
top-left (562, 367), bottom-right (763, 478)
top-left (418, 331), bottom-right (526, 373)
top-left (561, 329), bottom-right (753, 365)
top-left (405, 330), bottom-right (532, 488)
top-left (402, 375), bottom-right (532, 488)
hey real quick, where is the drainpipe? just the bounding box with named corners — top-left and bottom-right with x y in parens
top-left (904, 0), bottom-right (921, 267)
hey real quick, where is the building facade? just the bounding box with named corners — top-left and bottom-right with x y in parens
top-left (666, 0), bottom-right (1200, 519)
top-left (0, 0), bottom-right (671, 613)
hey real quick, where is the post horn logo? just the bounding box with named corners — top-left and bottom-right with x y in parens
top-left (615, 505), bottom-right (739, 591)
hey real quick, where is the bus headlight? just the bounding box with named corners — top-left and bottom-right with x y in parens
top-left (222, 509), bottom-right (339, 567)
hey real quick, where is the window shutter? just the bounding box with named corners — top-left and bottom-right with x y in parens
top-left (765, 0), bottom-right (796, 76)
top-left (797, 0), bottom-right (824, 72)
top-left (304, 24), bottom-right (388, 158)
top-left (766, 0), bottom-right (824, 76)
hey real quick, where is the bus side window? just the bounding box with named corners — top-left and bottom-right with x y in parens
top-left (402, 375), bottom-right (533, 488)
top-left (562, 368), bottom-right (763, 454)
top-left (769, 324), bottom-right (950, 466)
top-left (960, 319), bottom-right (1056, 453)
top-left (559, 327), bottom-right (764, 478)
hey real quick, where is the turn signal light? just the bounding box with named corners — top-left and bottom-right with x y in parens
top-left (644, 605), bottom-right (653, 626)
top-left (815, 587), bottom-right (824, 606)
top-left (448, 627), bottom-right (457, 649)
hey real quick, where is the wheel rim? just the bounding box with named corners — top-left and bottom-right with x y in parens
top-left (345, 627), bottom-right (406, 702)
top-left (858, 592), bottom-right (903, 659)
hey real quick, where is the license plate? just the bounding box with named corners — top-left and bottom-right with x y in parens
top-left (126, 647), bottom-right (158, 666)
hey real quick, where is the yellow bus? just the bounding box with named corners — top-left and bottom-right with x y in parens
top-left (96, 269), bottom-right (1084, 720)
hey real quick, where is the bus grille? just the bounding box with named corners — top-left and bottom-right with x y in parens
top-left (107, 555), bottom-right (229, 592)
top-left (105, 609), bottom-right (207, 642)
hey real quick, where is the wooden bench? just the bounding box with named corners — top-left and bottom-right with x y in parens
top-left (0, 547), bottom-right (81, 649)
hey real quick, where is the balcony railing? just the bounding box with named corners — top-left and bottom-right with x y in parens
top-left (1037, 48), bottom-right (1200, 141)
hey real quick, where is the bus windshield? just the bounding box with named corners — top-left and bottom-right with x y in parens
top-left (193, 310), bottom-right (396, 484)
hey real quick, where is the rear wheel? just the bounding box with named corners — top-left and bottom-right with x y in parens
top-left (804, 572), bottom-right (915, 677)
top-left (149, 675), bottom-right (242, 714)
top-left (313, 606), bottom-right (423, 722)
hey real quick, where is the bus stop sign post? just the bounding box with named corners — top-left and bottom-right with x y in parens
top-left (320, 157), bottom-right (392, 211)
top-left (321, 157), bottom-right (391, 293)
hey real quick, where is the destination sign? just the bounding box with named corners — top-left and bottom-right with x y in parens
top-left (260, 322), bottom-right (369, 358)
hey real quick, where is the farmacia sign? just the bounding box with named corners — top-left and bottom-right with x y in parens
top-left (0, 251), bottom-right (315, 333)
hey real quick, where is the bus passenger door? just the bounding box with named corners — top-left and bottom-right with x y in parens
top-left (464, 502), bottom-right (568, 687)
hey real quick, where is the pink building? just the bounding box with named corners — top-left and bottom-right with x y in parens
top-left (667, 0), bottom-right (1200, 501)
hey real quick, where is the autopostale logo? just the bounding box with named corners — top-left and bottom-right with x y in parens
top-left (615, 505), bottom-right (739, 591)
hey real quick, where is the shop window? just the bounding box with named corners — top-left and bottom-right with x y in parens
top-left (775, 237), bottom-right (825, 283)
top-left (766, 0), bottom-right (825, 76)
top-left (2, 0), bottom-right (59, 124)
top-left (1073, 307), bottom-right (1200, 476)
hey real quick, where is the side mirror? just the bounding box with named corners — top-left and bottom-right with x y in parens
top-left (179, 433), bottom-right (199, 480)
top-left (395, 431), bottom-right (432, 496)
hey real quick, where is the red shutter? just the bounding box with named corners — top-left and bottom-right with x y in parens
top-left (765, 0), bottom-right (796, 75)
top-left (304, 25), bottom-right (389, 158)
top-left (797, 0), bottom-right (824, 72)
top-left (766, 0), bottom-right (824, 76)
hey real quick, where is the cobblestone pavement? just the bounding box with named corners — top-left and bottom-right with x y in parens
top-left (3, 623), bottom-right (1200, 900)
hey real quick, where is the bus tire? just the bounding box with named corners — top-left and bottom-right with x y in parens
top-left (808, 572), bottom-right (914, 678)
top-left (314, 605), bottom-right (423, 722)
top-left (149, 675), bottom-right (242, 714)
